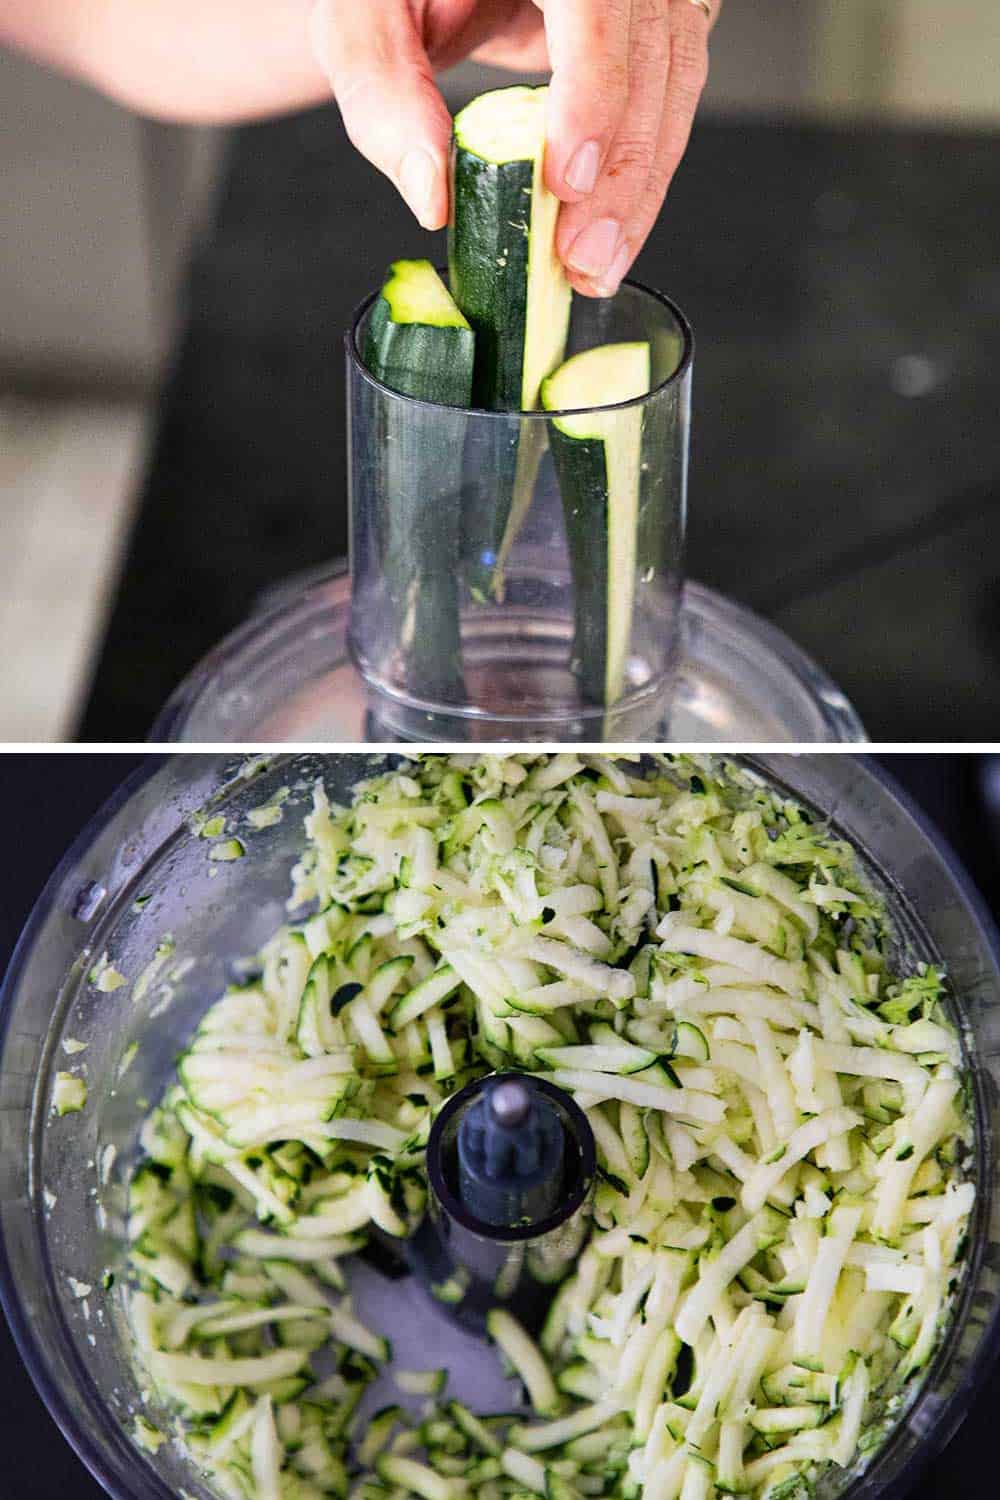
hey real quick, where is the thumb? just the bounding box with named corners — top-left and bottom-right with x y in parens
top-left (309, 0), bottom-right (452, 230)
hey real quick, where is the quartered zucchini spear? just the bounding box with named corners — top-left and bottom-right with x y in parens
top-left (362, 259), bottom-right (475, 702)
top-left (363, 259), bottom-right (474, 409)
top-left (542, 342), bottom-right (652, 707)
top-left (450, 86), bottom-right (570, 412)
top-left (450, 85), bottom-right (572, 598)
top-left (114, 754), bottom-right (974, 1500)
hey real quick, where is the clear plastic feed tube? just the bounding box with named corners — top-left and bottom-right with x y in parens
top-left (347, 280), bottom-right (692, 741)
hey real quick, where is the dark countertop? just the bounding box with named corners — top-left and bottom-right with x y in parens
top-left (77, 111), bottom-right (1000, 740)
top-left (1, 751), bottom-right (999, 1495)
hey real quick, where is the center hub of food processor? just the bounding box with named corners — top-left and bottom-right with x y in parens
top-left (456, 1076), bottom-right (565, 1227)
top-left (407, 1073), bottom-right (596, 1332)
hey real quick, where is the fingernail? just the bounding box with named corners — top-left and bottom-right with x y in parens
top-left (593, 242), bottom-right (631, 297)
top-left (564, 139), bottom-right (600, 195)
top-left (567, 217), bottom-right (623, 279)
top-left (399, 148), bottom-right (438, 228)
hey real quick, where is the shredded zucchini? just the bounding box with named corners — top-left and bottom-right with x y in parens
top-left (52, 1072), bottom-right (87, 1115)
top-left (122, 754), bottom-right (974, 1500)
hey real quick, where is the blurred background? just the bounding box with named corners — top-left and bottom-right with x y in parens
top-left (2, 0), bottom-right (999, 741)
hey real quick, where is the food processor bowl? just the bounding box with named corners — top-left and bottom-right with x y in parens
top-left (1, 753), bottom-right (998, 1499)
top-left (152, 568), bottom-right (865, 744)
top-left (347, 279), bottom-right (692, 741)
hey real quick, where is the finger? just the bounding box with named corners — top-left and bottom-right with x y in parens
top-left (688, 0), bottom-right (723, 33)
top-left (470, 10), bottom-right (550, 72)
top-left (555, 0), bottom-right (672, 295)
top-left (658, 0), bottom-right (713, 177)
top-left (603, 0), bottom-right (710, 281)
top-left (309, 0), bottom-right (452, 229)
top-left (541, 0), bottom-right (632, 203)
top-left (426, 0), bottom-right (547, 73)
top-left (562, 0), bottom-right (712, 296)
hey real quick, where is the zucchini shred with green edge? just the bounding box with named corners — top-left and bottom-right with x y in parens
top-left (109, 754), bottom-right (975, 1500)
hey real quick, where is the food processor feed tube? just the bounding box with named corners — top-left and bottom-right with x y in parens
top-left (347, 280), bottom-right (691, 741)
top-left (402, 1074), bottom-right (595, 1332)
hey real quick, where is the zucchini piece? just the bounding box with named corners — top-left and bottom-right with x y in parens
top-left (541, 341), bottom-right (651, 707)
top-left (131, 1236), bottom-right (195, 1299)
top-left (52, 1072), bottom-right (87, 1115)
top-left (540, 1276), bottom-right (576, 1359)
top-left (395, 1368), bottom-right (448, 1398)
top-left (362, 955), bottom-right (415, 1015)
top-left (343, 989), bottom-right (398, 1074)
top-left (509, 1396), bottom-right (624, 1452)
top-left (447, 1401), bottom-right (503, 1456)
top-left (362, 259), bottom-right (474, 703)
top-left (275, 1316), bottom-right (330, 1353)
top-left (128, 1160), bottom-right (181, 1241)
top-left (546, 1472), bottom-right (581, 1500)
top-left (487, 1308), bottom-right (562, 1417)
top-left (376, 1454), bottom-right (457, 1500)
top-left (501, 1447), bottom-right (548, 1495)
top-left (328, 1300), bottom-right (390, 1363)
top-left (450, 87), bottom-right (569, 412)
top-left (674, 1021), bottom-right (710, 1062)
top-left (203, 1389), bottom-right (254, 1453)
top-left (420, 1417), bottom-right (463, 1453)
top-left (760, 1366), bottom-right (838, 1407)
top-left (749, 1405), bottom-right (824, 1434)
top-left (429, 1269), bottom-right (469, 1306)
top-left (535, 1040), bottom-right (657, 1075)
top-left (364, 260), bottom-right (474, 409)
top-left (450, 85), bottom-right (571, 596)
top-left (146, 1346), bottom-right (309, 1388)
top-left (296, 955), bottom-right (336, 1058)
top-left (386, 964), bottom-right (462, 1031)
top-left (357, 1404), bottom-right (405, 1468)
top-left (426, 1452), bottom-right (469, 1476)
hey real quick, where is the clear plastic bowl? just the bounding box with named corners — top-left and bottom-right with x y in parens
top-left (152, 568), bottom-right (865, 743)
top-left (1, 754), bottom-right (998, 1499)
top-left (347, 279), bottom-right (692, 739)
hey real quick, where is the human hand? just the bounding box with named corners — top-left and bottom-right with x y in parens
top-left (309, 0), bottom-right (720, 297)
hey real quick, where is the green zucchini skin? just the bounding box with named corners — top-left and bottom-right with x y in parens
top-left (449, 86), bottom-right (571, 599)
top-left (362, 281), bottom-right (474, 410)
top-left (450, 146), bottom-right (533, 595)
top-left (547, 428), bottom-right (616, 706)
top-left (449, 150), bottom-right (532, 411)
top-left (361, 263), bottom-right (475, 702)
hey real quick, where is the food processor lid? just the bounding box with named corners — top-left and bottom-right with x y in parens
top-left (153, 565), bottom-right (865, 743)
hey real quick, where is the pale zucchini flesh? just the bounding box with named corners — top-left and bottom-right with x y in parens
top-left (542, 342), bottom-right (651, 706)
top-left (364, 258), bottom-right (474, 409)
